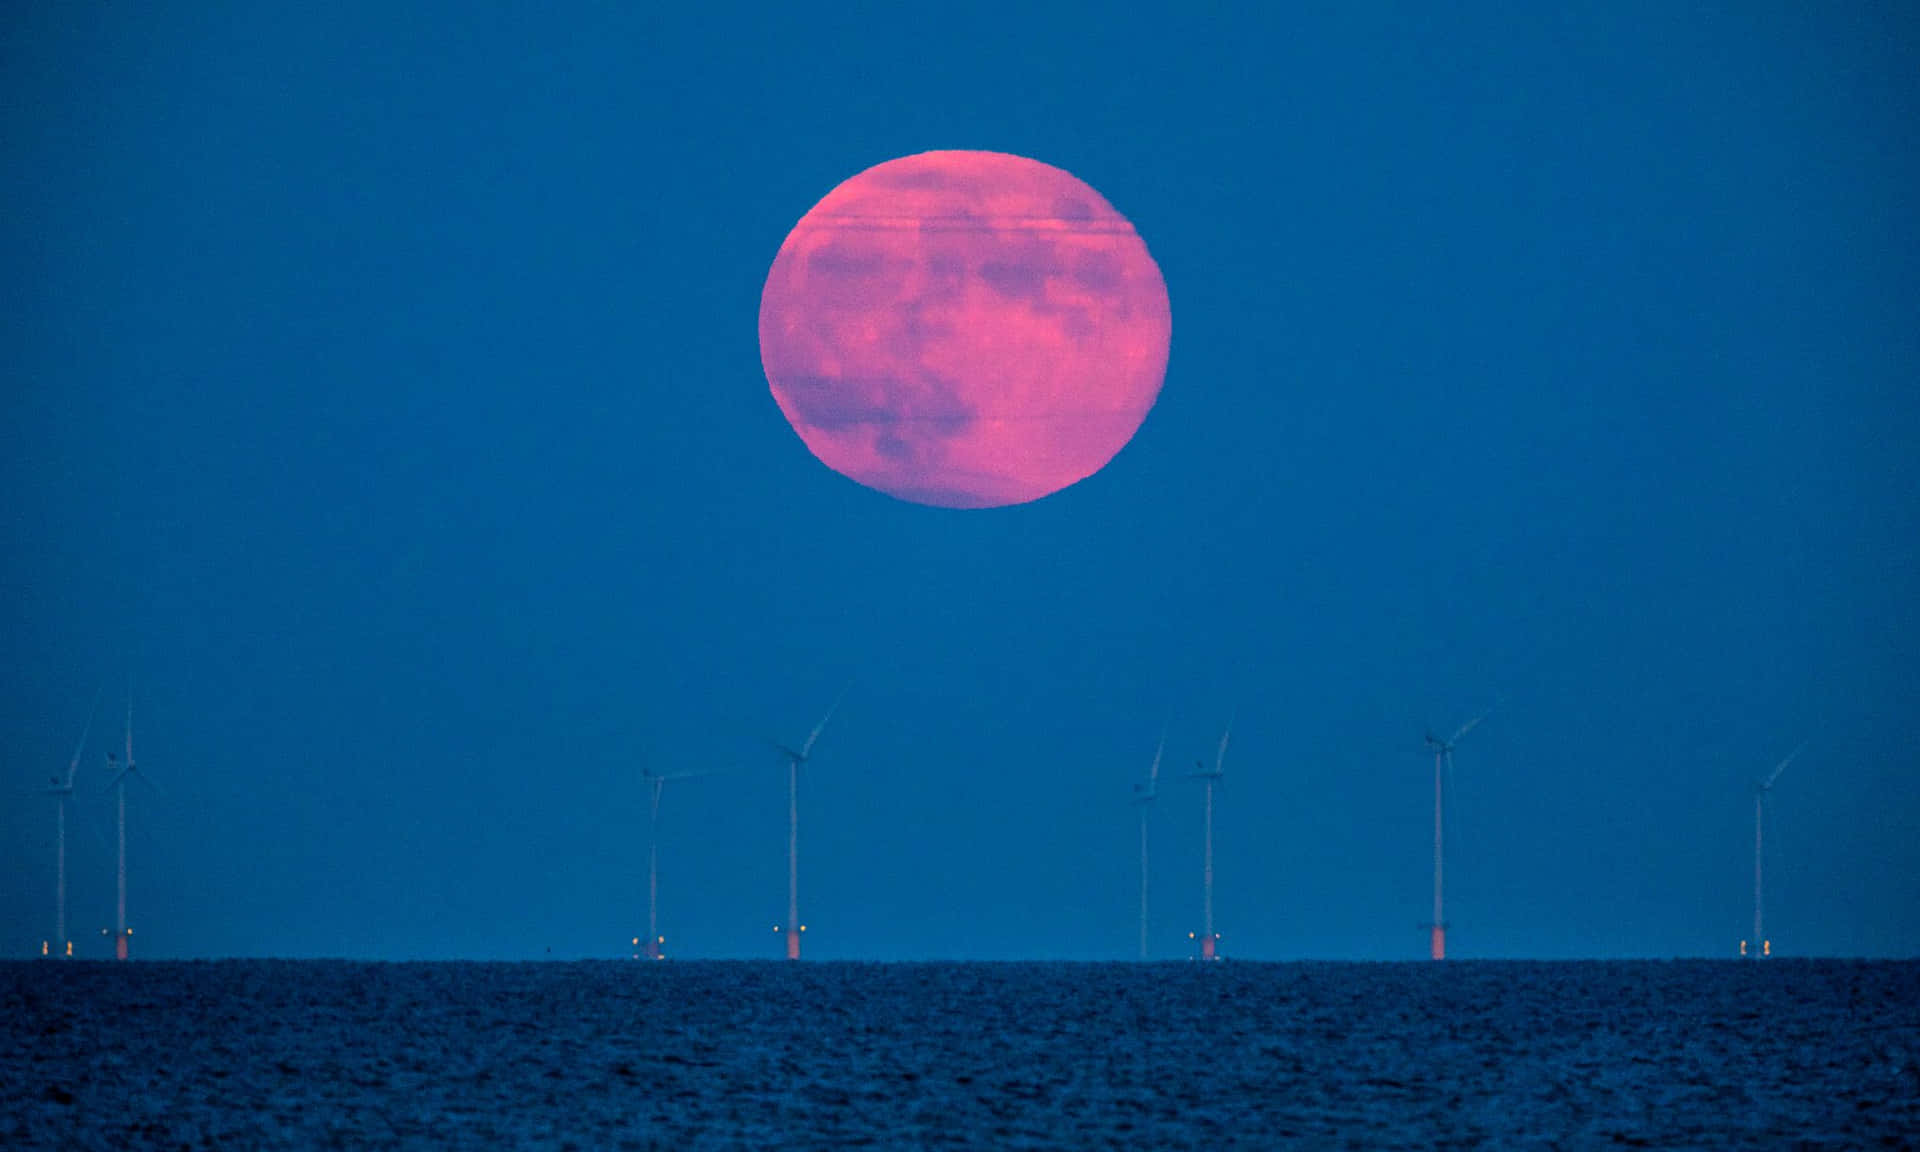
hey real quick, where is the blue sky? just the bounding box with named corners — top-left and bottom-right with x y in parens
top-left (3, 5), bottom-right (1916, 960)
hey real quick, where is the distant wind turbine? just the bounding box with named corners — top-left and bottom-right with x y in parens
top-left (1748, 741), bottom-right (1806, 959)
top-left (1187, 717), bottom-right (1232, 961)
top-left (772, 684), bottom-right (848, 961)
top-left (1133, 722), bottom-right (1165, 961)
top-left (41, 695), bottom-right (96, 958)
top-left (1422, 707), bottom-right (1490, 961)
top-left (101, 691), bottom-right (151, 961)
top-left (636, 766), bottom-right (718, 961)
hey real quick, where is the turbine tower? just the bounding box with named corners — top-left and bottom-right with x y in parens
top-left (42, 699), bottom-right (95, 958)
top-left (1422, 708), bottom-right (1489, 961)
top-left (101, 692), bottom-right (144, 961)
top-left (636, 766), bottom-right (715, 961)
top-left (1133, 723), bottom-right (1165, 960)
top-left (1749, 741), bottom-right (1806, 959)
top-left (772, 684), bottom-right (847, 961)
top-left (1187, 718), bottom-right (1231, 961)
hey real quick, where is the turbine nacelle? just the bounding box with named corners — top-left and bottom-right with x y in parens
top-left (1187, 720), bottom-right (1232, 780)
top-left (101, 749), bottom-right (159, 797)
top-left (102, 755), bottom-right (141, 794)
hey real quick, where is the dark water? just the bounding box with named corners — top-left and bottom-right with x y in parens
top-left (4, 960), bottom-right (1916, 1149)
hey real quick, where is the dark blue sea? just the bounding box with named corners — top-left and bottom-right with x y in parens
top-left (5, 960), bottom-right (1916, 1148)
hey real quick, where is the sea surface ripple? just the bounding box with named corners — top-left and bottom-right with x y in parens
top-left (5, 959), bottom-right (1917, 1149)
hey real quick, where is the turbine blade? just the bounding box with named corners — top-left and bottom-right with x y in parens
top-left (1149, 724), bottom-right (1166, 786)
top-left (1762, 740), bottom-right (1808, 789)
top-left (800, 681), bottom-right (851, 758)
top-left (1214, 716), bottom-right (1233, 776)
top-left (84, 813), bottom-right (112, 856)
top-left (100, 769), bottom-right (131, 794)
top-left (1450, 708), bottom-right (1490, 745)
top-left (66, 688), bottom-right (100, 787)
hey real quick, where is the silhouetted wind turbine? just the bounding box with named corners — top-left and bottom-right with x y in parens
top-left (772, 684), bottom-right (848, 960)
top-left (1188, 717), bottom-right (1232, 961)
top-left (636, 766), bottom-right (718, 961)
top-left (1133, 722), bottom-right (1165, 961)
top-left (1422, 707), bottom-right (1490, 961)
top-left (101, 691), bottom-right (149, 961)
top-left (41, 696), bottom-right (96, 958)
top-left (1748, 741), bottom-right (1806, 959)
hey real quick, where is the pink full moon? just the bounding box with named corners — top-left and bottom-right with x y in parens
top-left (758, 150), bottom-right (1172, 509)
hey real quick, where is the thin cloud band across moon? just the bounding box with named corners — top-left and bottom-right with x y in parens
top-left (758, 150), bottom-right (1173, 509)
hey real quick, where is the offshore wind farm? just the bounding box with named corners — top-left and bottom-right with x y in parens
top-left (10, 691), bottom-right (1912, 1148)
top-left (17, 687), bottom-right (1842, 965)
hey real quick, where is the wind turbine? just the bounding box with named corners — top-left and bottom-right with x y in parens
top-left (772, 684), bottom-right (848, 961)
top-left (1187, 717), bottom-right (1231, 961)
top-left (1422, 707), bottom-right (1489, 961)
top-left (101, 691), bottom-right (148, 961)
top-left (1747, 741), bottom-right (1806, 959)
top-left (41, 697), bottom-right (95, 958)
top-left (635, 766), bottom-right (718, 961)
top-left (1133, 722), bottom-right (1165, 961)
